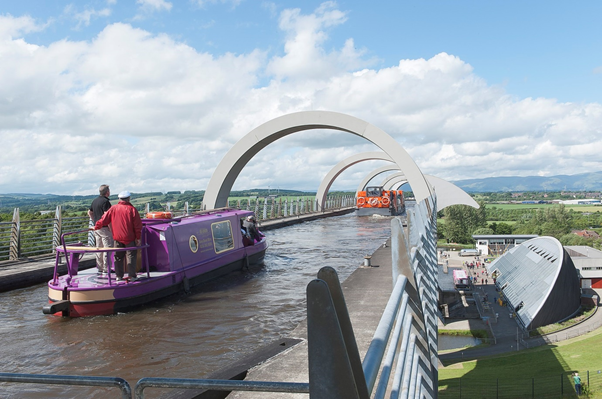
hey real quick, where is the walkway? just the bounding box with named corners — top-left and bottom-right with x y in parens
top-left (439, 249), bottom-right (602, 363)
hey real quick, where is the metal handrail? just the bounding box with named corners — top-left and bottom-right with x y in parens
top-left (135, 378), bottom-right (309, 398)
top-left (362, 275), bottom-right (408, 393)
top-left (0, 372), bottom-right (131, 399)
top-left (54, 229), bottom-right (151, 285)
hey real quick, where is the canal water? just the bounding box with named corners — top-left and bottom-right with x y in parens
top-left (438, 335), bottom-right (482, 351)
top-left (0, 213), bottom-right (394, 398)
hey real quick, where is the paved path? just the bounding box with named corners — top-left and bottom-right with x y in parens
top-left (228, 239), bottom-right (394, 399)
top-left (439, 249), bottom-right (602, 363)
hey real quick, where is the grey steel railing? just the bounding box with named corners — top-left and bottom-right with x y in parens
top-left (0, 373), bottom-right (131, 399)
top-left (0, 196), bottom-right (353, 261)
top-left (0, 221), bottom-right (12, 260)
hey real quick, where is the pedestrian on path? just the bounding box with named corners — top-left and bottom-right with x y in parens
top-left (573, 372), bottom-right (582, 395)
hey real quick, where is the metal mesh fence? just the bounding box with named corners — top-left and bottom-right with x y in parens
top-left (439, 370), bottom-right (602, 398)
top-left (0, 222), bottom-right (12, 261)
top-left (19, 218), bottom-right (55, 257)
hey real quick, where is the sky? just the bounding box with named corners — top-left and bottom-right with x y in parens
top-left (1, 0), bottom-right (601, 195)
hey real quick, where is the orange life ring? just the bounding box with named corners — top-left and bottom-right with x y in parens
top-left (369, 198), bottom-right (379, 206)
top-left (357, 197), bottom-right (366, 205)
top-left (146, 211), bottom-right (172, 219)
top-left (382, 197), bottom-right (390, 206)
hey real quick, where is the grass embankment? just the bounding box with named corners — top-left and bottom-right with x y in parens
top-left (530, 308), bottom-right (596, 337)
top-left (490, 203), bottom-right (602, 213)
top-left (439, 329), bottom-right (488, 339)
top-left (439, 327), bottom-right (602, 398)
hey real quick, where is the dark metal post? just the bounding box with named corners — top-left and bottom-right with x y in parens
top-left (306, 278), bottom-right (362, 399)
top-left (532, 377), bottom-right (534, 398)
top-left (459, 377), bottom-right (461, 399)
top-left (497, 378), bottom-right (499, 399)
top-left (561, 373), bottom-right (563, 394)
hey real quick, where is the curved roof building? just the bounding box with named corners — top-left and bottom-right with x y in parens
top-left (486, 236), bottom-right (581, 330)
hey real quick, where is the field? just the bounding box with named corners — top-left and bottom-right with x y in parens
top-left (488, 203), bottom-right (602, 213)
top-left (439, 327), bottom-right (602, 398)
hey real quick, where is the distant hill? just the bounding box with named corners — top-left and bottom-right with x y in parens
top-left (453, 172), bottom-right (602, 192)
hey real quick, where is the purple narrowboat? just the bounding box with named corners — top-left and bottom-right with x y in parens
top-left (43, 208), bottom-right (267, 317)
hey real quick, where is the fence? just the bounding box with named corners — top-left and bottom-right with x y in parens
top-left (0, 195), bottom-right (355, 262)
top-left (227, 195), bottom-right (356, 220)
top-left (439, 370), bottom-right (602, 398)
top-left (0, 206), bottom-right (93, 261)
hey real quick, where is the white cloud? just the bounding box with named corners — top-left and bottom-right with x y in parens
top-left (136, 0), bottom-right (173, 12)
top-left (67, 6), bottom-right (112, 29)
top-left (266, 2), bottom-right (375, 80)
top-left (192, 0), bottom-right (243, 8)
top-left (1, 4), bottom-right (602, 196)
top-left (0, 14), bottom-right (47, 39)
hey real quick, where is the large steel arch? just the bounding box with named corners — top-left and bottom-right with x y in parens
top-left (384, 173), bottom-right (479, 210)
top-left (380, 172), bottom-right (408, 190)
top-left (315, 151), bottom-right (394, 211)
top-left (203, 111), bottom-right (432, 209)
top-left (356, 165), bottom-right (400, 194)
top-left (313, 151), bottom-right (478, 210)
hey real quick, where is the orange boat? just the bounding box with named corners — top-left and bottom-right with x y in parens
top-left (356, 186), bottom-right (405, 216)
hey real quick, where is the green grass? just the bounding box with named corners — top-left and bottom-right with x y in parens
top-left (488, 203), bottom-right (602, 213)
top-left (440, 329), bottom-right (488, 339)
top-left (530, 308), bottom-right (597, 336)
top-left (439, 328), bottom-right (602, 398)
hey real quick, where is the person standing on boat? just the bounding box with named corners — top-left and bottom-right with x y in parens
top-left (242, 215), bottom-right (263, 243)
top-left (94, 191), bottom-right (142, 282)
top-left (88, 184), bottom-right (113, 275)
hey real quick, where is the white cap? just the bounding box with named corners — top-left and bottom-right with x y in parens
top-left (118, 190), bottom-right (131, 199)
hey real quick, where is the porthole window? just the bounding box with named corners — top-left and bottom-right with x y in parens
top-left (189, 235), bottom-right (199, 253)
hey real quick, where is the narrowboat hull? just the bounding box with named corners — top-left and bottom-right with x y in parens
top-left (44, 209), bottom-right (267, 317)
top-left (356, 207), bottom-right (404, 217)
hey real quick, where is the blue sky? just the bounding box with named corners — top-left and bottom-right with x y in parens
top-left (1, 1), bottom-right (602, 195)
top-left (7, 0), bottom-right (600, 102)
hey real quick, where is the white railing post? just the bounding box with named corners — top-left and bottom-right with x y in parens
top-left (9, 208), bottom-right (20, 260)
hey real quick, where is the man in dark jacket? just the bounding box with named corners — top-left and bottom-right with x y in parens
top-left (95, 191), bottom-right (142, 281)
top-left (88, 184), bottom-right (113, 274)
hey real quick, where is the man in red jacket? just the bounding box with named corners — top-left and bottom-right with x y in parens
top-left (95, 191), bottom-right (142, 281)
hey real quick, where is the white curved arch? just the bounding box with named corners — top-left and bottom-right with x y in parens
top-left (385, 174), bottom-right (479, 210)
top-left (381, 172), bottom-right (407, 189)
top-left (315, 152), bottom-right (393, 211)
top-left (203, 111), bottom-right (432, 209)
top-left (356, 165), bottom-right (400, 194)
top-left (313, 150), bottom-right (477, 211)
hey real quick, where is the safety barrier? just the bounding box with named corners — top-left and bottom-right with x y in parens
top-left (0, 194), bottom-right (352, 262)
top-left (0, 206), bottom-right (94, 261)
top-left (0, 373), bottom-right (131, 399)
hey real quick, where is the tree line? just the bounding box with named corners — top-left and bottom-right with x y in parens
top-left (441, 203), bottom-right (602, 249)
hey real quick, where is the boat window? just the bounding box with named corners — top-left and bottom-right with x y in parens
top-left (211, 220), bottom-right (235, 254)
top-left (366, 186), bottom-right (383, 197)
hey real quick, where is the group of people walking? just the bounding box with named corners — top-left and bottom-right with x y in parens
top-left (88, 184), bottom-right (142, 282)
